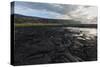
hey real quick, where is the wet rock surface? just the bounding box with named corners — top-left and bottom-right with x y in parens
top-left (14, 27), bottom-right (97, 65)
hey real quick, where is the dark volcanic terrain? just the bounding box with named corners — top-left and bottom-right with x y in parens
top-left (14, 27), bottom-right (97, 65)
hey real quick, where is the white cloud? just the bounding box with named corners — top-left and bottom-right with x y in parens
top-left (61, 6), bottom-right (98, 24)
top-left (14, 1), bottom-right (97, 24)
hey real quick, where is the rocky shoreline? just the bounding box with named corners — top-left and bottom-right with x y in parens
top-left (14, 27), bottom-right (97, 65)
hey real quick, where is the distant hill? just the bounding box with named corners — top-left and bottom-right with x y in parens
top-left (11, 14), bottom-right (81, 24)
top-left (11, 14), bottom-right (97, 28)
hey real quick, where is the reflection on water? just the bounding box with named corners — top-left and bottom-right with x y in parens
top-left (64, 27), bottom-right (97, 36)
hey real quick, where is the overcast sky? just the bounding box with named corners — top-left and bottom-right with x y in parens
top-left (12, 1), bottom-right (97, 24)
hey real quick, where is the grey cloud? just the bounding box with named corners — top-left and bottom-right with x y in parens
top-left (12, 1), bottom-right (97, 23)
top-left (14, 1), bottom-right (79, 14)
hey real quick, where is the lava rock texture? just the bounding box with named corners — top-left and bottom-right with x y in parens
top-left (13, 27), bottom-right (97, 65)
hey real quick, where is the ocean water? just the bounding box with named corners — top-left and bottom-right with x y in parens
top-left (64, 27), bottom-right (97, 36)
